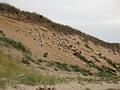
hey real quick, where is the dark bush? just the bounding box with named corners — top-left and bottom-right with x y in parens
top-left (43, 52), bottom-right (48, 57)
top-left (0, 30), bottom-right (3, 34)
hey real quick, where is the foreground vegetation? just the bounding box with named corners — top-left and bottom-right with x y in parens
top-left (0, 52), bottom-right (71, 87)
top-left (36, 59), bottom-right (91, 76)
top-left (0, 51), bottom-right (119, 88)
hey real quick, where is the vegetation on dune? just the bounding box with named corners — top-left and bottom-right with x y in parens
top-left (0, 46), bottom-right (118, 87)
top-left (18, 73), bottom-right (66, 85)
top-left (0, 53), bottom-right (26, 78)
top-left (97, 55), bottom-right (120, 72)
top-left (0, 79), bottom-right (7, 88)
top-left (0, 37), bottom-right (30, 54)
top-left (106, 89), bottom-right (120, 90)
top-left (97, 65), bottom-right (116, 79)
top-left (37, 59), bottom-right (91, 76)
top-left (37, 53), bottom-right (119, 79)
top-left (85, 88), bottom-right (91, 90)
top-left (0, 52), bottom-right (70, 87)
top-left (70, 65), bottom-right (91, 76)
top-left (73, 52), bottom-right (118, 79)
top-left (106, 59), bottom-right (120, 72)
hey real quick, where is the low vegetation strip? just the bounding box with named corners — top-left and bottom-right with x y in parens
top-left (0, 37), bottom-right (30, 54)
top-left (73, 52), bottom-right (118, 79)
top-left (37, 59), bottom-right (91, 76)
top-left (104, 58), bottom-right (120, 72)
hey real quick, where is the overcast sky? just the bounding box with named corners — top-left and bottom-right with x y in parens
top-left (0, 0), bottom-right (120, 43)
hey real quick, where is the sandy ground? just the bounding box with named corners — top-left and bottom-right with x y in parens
top-left (0, 13), bottom-right (120, 90)
top-left (0, 82), bottom-right (120, 90)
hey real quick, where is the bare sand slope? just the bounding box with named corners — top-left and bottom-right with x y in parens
top-left (1, 82), bottom-right (120, 90)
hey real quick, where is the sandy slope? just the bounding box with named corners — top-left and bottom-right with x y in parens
top-left (0, 4), bottom-right (120, 90)
top-left (1, 82), bottom-right (120, 90)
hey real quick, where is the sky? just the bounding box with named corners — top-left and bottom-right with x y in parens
top-left (0, 0), bottom-right (120, 43)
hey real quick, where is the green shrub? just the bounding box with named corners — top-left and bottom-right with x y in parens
top-left (0, 79), bottom-right (6, 88)
top-left (54, 62), bottom-right (72, 72)
top-left (73, 52), bottom-right (118, 78)
top-left (85, 88), bottom-right (91, 90)
top-left (18, 73), bottom-right (67, 85)
top-left (70, 65), bottom-right (91, 76)
top-left (74, 52), bottom-right (99, 69)
top-left (18, 74), bottom-right (41, 85)
top-left (87, 61), bottom-right (99, 69)
top-left (38, 59), bottom-right (91, 76)
top-left (106, 88), bottom-right (118, 90)
top-left (97, 66), bottom-right (116, 78)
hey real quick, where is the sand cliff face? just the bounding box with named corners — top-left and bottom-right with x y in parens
top-left (0, 3), bottom-right (120, 81)
top-left (0, 3), bottom-right (120, 90)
